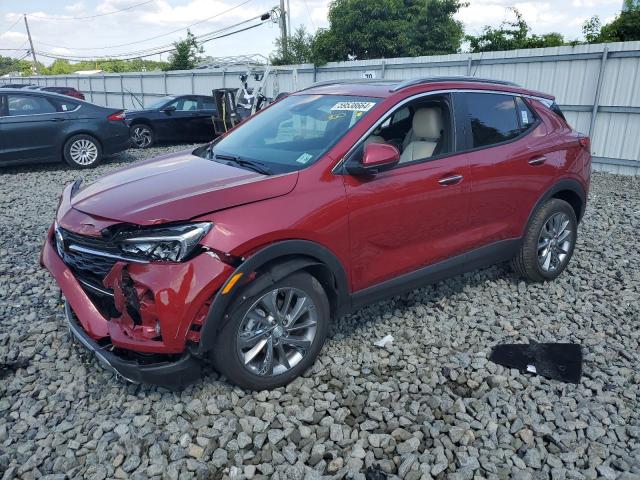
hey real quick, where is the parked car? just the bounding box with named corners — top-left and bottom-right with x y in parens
top-left (42, 77), bottom-right (591, 389)
top-left (39, 86), bottom-right (86, 100)
top-left (0, 88), bottom-right (129, 168)
top-left (0, 83), bottom-right (35, 89)
top-left (125, 94), bottom-right (218, 148)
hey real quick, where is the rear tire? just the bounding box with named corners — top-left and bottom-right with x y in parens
top-left (511, 198), bottom-right (577, 282)
top-left (63, 134), bottom-right (102, 169)
top-left (211, 271), bottom-right (330, 390)
top-left (130, 124), bottom-right (154, 149)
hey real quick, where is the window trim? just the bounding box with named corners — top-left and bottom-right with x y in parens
top-left (335, 91), bottom-right (460, 174)
top-left (333, 88), bottom-right (545, 174)
top-left (1, 93), bottom-right (80, 118)
top-left (454, 91), bottom-right (541, 155)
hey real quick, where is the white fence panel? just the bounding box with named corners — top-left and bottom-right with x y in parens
top-left (4, 40), bottom-right (640, 174)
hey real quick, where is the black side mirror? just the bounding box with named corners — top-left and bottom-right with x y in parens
top-left (162, 105), bottom-right (176, 113)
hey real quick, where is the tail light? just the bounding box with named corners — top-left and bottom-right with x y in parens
top-left (107, 110), bottom-right (126, 122)
top-left (579, 136), bottom-right (590, 151)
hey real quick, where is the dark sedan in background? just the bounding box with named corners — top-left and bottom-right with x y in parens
top-left (126, 94), bottom-right (218, 148)
top-left (0, 89), bottom-right (130, 168)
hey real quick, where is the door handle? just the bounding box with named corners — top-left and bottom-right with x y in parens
top-left (438, 174), bottom-right (463, 186)
top-left (50, 117), bottom-right (65, 122)
top-left (528, 155), bottom-right (547, 166)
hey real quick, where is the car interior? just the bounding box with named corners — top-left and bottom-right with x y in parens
top-left (363, 95), bottom-right (453, 164)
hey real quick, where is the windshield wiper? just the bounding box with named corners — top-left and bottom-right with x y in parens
top-left (214, 154), bottom-right (273, 175)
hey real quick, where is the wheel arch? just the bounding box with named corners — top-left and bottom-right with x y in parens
top-left (523, 178), bottom-right (586, 236)
top-left (195, 240), bottom-right (350, 356)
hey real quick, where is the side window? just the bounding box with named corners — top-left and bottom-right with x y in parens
top-left (361, 94), bottom-right (453, 164)
top-left (200, 97), bottom-right (217, 110)
top-left (50, 98), bottom-right (79, 113)
top-left (464, 93), bottom-right (520, 148)
top-left (7, 94), bottom-right (57, 116)
top-left (168, 97), bottom-right (199, 111)
top-left (515, 96), bottom-right (536, 130)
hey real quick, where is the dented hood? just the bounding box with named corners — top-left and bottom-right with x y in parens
top-left (71, 149), bottom-right (298, 225)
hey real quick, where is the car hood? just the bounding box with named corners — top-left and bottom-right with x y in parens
top-left (70, 149), bottom-right (298, 225)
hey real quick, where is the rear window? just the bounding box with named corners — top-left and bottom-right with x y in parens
top-left (50, 98), bottom-right (79, 112)
top-left (515, 97), bottom-right (536, 129)
top-left (463, 92), bottom-right (521, 148)
top-left (550, 102), bottom-right (566, 121)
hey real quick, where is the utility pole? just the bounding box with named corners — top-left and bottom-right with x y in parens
top-left (279, 0), bottom-right (288, 58)
top-left (23, 14), bottom-right (39, 75)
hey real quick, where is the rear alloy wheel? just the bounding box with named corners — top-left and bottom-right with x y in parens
top-left (211, 271), bottom-right (329, 390)
top-left (130, 124), bottom-right (154, 148)
top-left (511, 198), bottom-right (578, 282)
top-left (63, 134), bottom-right (102, 169)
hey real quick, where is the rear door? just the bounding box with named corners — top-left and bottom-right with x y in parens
top-left (458, 91), bottom-right (557, 247)
top-left (0, 93), bottom-right (63, 164)
top-left (194, 96), bottom-right (217, 140)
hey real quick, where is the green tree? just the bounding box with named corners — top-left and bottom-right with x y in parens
top-left (406, 0), bottom-right (467, 56)
top-left (308, 0), bottom-right (466, 63)
top-left (599, 0), bottom-right (640, 42)
top-left (164, 30), bottom-right (203, 71)
top-left (270, 26), bottom-right (315, 65)
top-left (467, 8), bottom-right (565, 52)
top-left (582, 16), bottom-right (602, 43)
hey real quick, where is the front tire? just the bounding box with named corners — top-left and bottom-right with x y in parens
top-left (511, 198), bottom-right (578, 282)
top-left (130, 124), bottom-right (154, 149)
top-left (211, 271), bottom-right (330, 390)
top-left (63, 134), bottom-right (102, 169)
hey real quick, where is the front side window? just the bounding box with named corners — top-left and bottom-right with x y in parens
top-left (204, 94), bottom-right (381, 173)
top-left (7, 94), bottom-right (57, 116)
top-left (463, 93), bottom-right (520, 148)
top-left (168, 97), bottom-right (199, 111)
top-left (360, 94), bottom-right (454, 164)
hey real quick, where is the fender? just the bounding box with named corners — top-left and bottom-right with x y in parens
top-left (522, 178), bottom-right (586, 236)
top-left (195, 240), bottom-right (350, 355)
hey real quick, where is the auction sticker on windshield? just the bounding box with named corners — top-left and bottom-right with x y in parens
top-left (330, 101), bottom-right (376, 112)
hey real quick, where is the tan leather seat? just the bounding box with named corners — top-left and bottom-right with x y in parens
top-left (400, 107), bottom-right (443, 163)
top-left (364, 134), bottom-right (385, 146)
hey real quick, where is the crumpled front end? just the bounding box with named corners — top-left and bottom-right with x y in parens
top-left (41, 183), bottom-right (235, 387)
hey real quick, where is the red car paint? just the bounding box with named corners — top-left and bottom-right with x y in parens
top-left (41, 79), bottom-right (591, 381)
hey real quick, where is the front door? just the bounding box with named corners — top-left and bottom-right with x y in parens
top-left (343, 93), bottom-right (471, 292)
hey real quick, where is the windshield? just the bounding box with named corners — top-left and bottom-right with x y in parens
top-left (146, 96), bottom-right (175, 110)
top-left (206, 94), bottom-right (381, 173)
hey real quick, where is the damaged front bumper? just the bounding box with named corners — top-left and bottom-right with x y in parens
top-left (64, 301), bottom-right (201, 388)
top-left (41, 221), bottom-right (234, 388)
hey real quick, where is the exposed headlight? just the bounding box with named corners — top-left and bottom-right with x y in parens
top-left (116, 222), bottom-right (212, 262)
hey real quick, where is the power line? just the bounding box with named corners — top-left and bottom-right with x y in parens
top-left (0, 16), bottom-right (22, 37)
top-left (36, 0), bottom-right (253, 51)
top-left (35, 18), bottom-right (271, 63)
top-left (26, 0), bottom-right (156, 21)
top-left (36, 11), bottom-right (272, 61)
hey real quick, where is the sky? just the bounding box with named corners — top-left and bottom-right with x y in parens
top-left (0, 0), bottom-right (627, 65)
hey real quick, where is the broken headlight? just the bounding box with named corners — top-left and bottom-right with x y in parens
top-left (116, 222), bottom-right (212, 262)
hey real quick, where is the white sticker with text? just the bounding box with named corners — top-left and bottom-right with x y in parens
top-left (296, 153), bottom-right (314, 164)
top-left (330, 101), bottom-right (376, 112)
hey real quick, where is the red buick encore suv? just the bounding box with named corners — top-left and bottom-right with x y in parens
top-left (42, 77), bottom-right (591, 390)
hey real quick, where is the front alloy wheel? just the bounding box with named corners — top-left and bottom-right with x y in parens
top-left (237, 287), bottom-right (318, 377)
top-left (211, 271), bottom-right (329, 390)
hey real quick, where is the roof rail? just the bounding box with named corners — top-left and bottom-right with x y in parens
top-left (390, 76), bottom-right (520, 92)
top-left (299, 78), bottom-right (394, 91)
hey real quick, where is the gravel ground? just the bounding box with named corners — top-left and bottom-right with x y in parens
top-left (1, 146), bottom-right (639, 480)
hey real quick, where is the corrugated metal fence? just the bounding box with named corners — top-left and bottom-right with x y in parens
top-left (4, 41), bottom-right (640, 174)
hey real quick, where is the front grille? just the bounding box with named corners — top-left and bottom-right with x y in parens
top-left (62, 248), bottom-right (117, 279)
top-left (57, 228), bottom-right (119, 281)
top-left (56, 227), bottom-right (121, 317)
